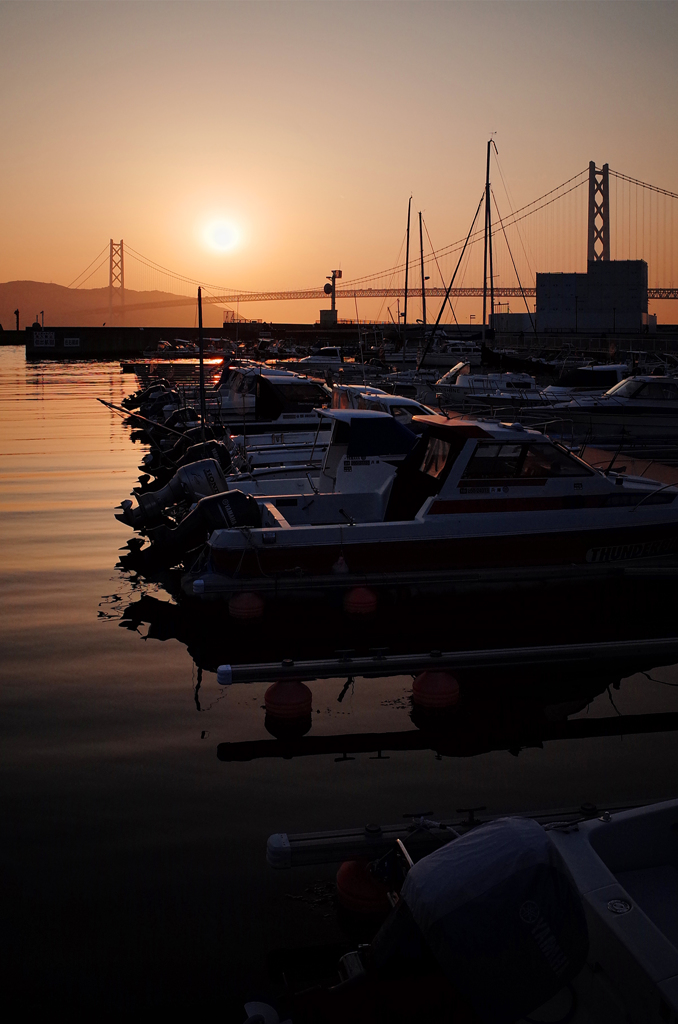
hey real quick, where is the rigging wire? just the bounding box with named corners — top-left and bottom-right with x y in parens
top-left (491, 187), bottom-right (536, 333)
top-left (340, 168), bottom-right (589, 288)
top-left (375, 232), bottom-right (406, 322)
top-left (422, 218), bottom-right (462, 330)
top-left (493, 153), bottom-right (535, 283)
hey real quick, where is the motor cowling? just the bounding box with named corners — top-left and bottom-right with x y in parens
top-left (386, 817), bottom-right (588, 1024)
top-left (146, 489), bottom-right (261, 558)
top-left (164, 407), bottom-right (200, 430)
top-left (118, 458), bottom-right (230, 528)
top-left (122, 379), bottom-right (171, 410)
top-left (176, 440), bottom-right (232, 473)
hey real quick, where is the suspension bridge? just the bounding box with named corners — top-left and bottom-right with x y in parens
top-left (66, 161), bottom-right (678, 323)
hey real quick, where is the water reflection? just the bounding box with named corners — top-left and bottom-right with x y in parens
top-left (110, 569), bottom-right (678, 771)
top-left (114, 561), bottom-right (678, 669)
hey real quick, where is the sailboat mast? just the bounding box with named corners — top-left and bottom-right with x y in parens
top-left (419, 211), bottom-right (427, 328)
top-left (403, 196), bottom-right (412, 341)
top-left (198, 286), bottom-right (206, 442)
top-left (482, 140), bottom-right (491, 332)
top-left (488, 160), bottom-right (495, 329)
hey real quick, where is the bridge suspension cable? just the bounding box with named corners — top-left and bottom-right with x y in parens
top-left (63, 161), bottom-right (678, 315)
top-left (609, 169), bottom-right (678, 201)
top-left (67, 244), bottom-right (110, 289)
top-left (339, 168), bottom-right (590, 288)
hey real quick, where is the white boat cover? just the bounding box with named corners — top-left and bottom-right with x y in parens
top-left (400, 817), bottom-right (588, 1023)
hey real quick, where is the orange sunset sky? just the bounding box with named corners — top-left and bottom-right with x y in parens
top-left (1, 0), bottom-right (677, 325)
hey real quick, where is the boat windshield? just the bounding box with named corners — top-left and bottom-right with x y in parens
top-left (605, 379), bottom-right (645, 399)
top-left (462, 442), bottom-right (593, 479)
top-left (420, 437), bottom-right (453, 478)
top-left (390, 403), bottom-right (433, 425)
top-left (632, 381), bottom-right (678, 401)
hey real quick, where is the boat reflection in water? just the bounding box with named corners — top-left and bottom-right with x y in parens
top-left (114, 571), bottom-right (678, 759)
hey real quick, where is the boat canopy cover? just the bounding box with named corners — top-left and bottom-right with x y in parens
top-left (329, 415), bottom-right (417, 459)
top-left (401, 817), bottom-right (588, 1024)
top-left (412, 414), bottom-right (491, 438)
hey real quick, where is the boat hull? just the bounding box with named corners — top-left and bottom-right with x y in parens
top-left (194, 517), bottom-right (678, 599)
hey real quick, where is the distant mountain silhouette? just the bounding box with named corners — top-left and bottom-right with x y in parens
top-left (0, 281), bottom-right (228, 329)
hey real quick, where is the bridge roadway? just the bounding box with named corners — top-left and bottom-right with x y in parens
top-left (64, 285), bottom-right (678, 318)
top-left (206, 286), bottom-right (678, 303)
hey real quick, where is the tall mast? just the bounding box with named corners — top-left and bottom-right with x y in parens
top-left (418, 212), bottom-right (427, 328)
top-left (482, 140), bottom-right (492, 333)
top-left (198, 286), bottom-right (206, 442)
top-left (403, 196), bottom-right (412, 340)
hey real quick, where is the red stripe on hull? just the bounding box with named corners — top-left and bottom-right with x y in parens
top-left (210, 522), bottom-right (678, 579)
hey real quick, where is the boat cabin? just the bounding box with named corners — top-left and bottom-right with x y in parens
top-left (384, 415), bottom-right (598, 520)
top-left (355, 393), bottom-right (438, 429)
top-left (295, 347), bottom-right (343, 365)
top-left (209, 366), bottom-right (330, 422)
top-left (602, 376), bottom-right (678, 402)
top-left (331, 384), bottom-right (388, 409)
top-left (555, 375), bottom-right (678, 411)
top-left (331, 384), bottom-right (436, 428)
top-left (436, 362), bottom-right (538, 395)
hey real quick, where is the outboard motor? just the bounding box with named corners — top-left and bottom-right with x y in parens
top-left (138, 387), bottom-right (180, 416)
top-left (117, 458), bottom-right (230, 528)
top-left (369, 817), bottom-right (588, 1024)
top-left (175, 440), bottom-right (232, 474)
top-left (138, 425), bottom-right (227, 476)
top-left (164, 407), bottom-right (200, 431)
top-left (122, 379), bottom-right (171, 410)
top-left (146, 489), bottom-right (261, 559)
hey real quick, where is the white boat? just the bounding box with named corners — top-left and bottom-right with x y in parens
top-left (435, 363), bottom-right (630, 418)
top-left (183, 413), bottom-right (678, 598)
top-left (118, 409), bottom-right (418, 533)
top-left (278, 346), bottom-right (344, 371)
top-left (435, 363), bottom-right (540, 410)
top-left (551, 376), bottom-right (678, 444)
top-left (331, 383), bottom-right (440, 429)
top-left (549, 799), bottom-right (678, 1022)
top-left (137, 364), bottom-right (332, 435)
top-left (263, 801), bottom-right (678, 1024)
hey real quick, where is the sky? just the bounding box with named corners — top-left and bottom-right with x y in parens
top-left (1, 0), bottom-right (677, 323)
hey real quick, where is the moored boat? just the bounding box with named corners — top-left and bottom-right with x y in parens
top-left (550, 375), bottom-right (678, 445)
top-left (183, 415), bottom-right (678, 600)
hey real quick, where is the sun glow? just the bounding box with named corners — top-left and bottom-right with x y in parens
top-left (203, 219), bottom-right (241, 253)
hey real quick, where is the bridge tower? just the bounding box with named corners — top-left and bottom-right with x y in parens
top-left (108, 239), bottom-right (125, 322)
top-left (587, 162), bottom-right (610, 262)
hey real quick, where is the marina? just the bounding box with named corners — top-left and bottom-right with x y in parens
top-left (3, 2), bottom-right (678, 1015)
top-left (4, 338), bottom-right (678, 1019)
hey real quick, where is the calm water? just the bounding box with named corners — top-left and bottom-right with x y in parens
top-left (2, 345), bottom-right (678, 1018)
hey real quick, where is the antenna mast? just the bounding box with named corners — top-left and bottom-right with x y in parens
top-left (419, 211), bottom-right (427, 329)
top-left (403, 196), bottom-right (412, 344)
top-left (482, 141), bottom-right (495, 334)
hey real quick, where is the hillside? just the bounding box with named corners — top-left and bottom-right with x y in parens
top-left (0, 281), bottom-right (228, 329)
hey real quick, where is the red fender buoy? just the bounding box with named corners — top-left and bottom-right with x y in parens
top-left (412, 670), bottom-right (460, 709)
top-left (343, 586), bottom-right (378, 616)
top-left (264, 678), bottom-right (313, 719)
top-left (228, 591), bottom-right (265, 620)
top-left (336, 859), bottom-right (391, 915)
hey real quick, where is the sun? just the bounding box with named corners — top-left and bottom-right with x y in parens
top-left (203, 219), bottom-right (240, 253)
